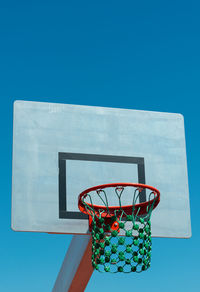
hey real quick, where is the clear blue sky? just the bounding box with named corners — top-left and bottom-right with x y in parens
top-left (0, 1), bottom-right (199, 291)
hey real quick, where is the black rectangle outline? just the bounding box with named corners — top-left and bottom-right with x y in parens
top-left (58, 152), bottom-right (146, 220)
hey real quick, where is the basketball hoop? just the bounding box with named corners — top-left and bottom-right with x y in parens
top-left (78, 183), bottom-right (160, 273)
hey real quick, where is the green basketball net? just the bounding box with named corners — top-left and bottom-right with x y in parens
top-left (78, 183), bottom-right (160, 273)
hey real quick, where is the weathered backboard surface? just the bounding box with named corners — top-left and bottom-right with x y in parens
top-left (11, 100), bottom-right (191, 238)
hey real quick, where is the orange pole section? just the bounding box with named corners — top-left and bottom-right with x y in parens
top-left (68, 237), bottom-right (93, 292)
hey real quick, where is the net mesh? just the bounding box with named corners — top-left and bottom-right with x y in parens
top-left (80, 185), bottom-right (157, 273)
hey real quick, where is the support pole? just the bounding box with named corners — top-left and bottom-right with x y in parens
top-left (52, 235), bottom-right (93, 292)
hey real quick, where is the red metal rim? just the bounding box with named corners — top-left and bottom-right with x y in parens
top-left (78, 183), bottom-right (160, 217)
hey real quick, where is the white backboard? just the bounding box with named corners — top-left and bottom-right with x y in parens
top-left (11, 100), bottom-right (191, 238)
